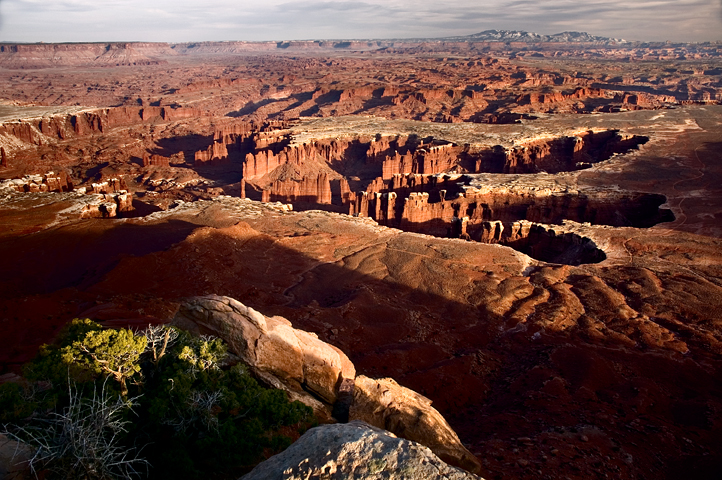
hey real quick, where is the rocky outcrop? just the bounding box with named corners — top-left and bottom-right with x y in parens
top-left (194, 141), bottom-right (229, 165)
top-left (0, 106), bottom-right (206, 153)
top-left (172, 295), bottom-right (356, 420)
top-left (241, 422), bottom-right (483, 480)
top-left (516, 87), bottom-right (605, 106)
top-left (193, 122), bottom-right (258, 166)
top-left (240, 129), bottom-right (647, 206)
top-left (495, 220), bottom-right (607, 265)
top-left (350, 376), bottom-right (483, 474)
top-left (172, 295), bottom-right (481, 473)
top-left (89, 178), bottom-right (128, 194)
top-left (79, 192), bottom-right (134, 218)
top-left (380, 143), bottom-right (464, 179)
top-left (142, 153), bottom-right (170, 168)
top-left (501, 130), bottom-right (648, 174)
top-left (242, 138), bottom-right (358, 179)
top-left (263, 173), bottom-right (332, 204)
top-left (348, 175), bottom-right (672, 234)
top-left (10, 171), bottom-right (74, 193)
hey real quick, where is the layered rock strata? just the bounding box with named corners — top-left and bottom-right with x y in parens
top-left (238, 129), bottom-right (646, 184)
top-left (172, 295), bottom-right (481, 474)
top-left (0, 106), bottom-right (205, 159)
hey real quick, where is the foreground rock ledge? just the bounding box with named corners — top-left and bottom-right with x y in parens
top-left (173, 294), bottom-right (356, 419)
top-left (241, 421), bottom-right (483, 480)
top-left (173, 295), bottom-right (481, 474)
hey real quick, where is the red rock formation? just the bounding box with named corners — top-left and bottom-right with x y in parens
top-left (80, 191), bottom-right (134, 218)
top-left (244, 150), bottom-right (285, 178)
top-left (0, 147), bottom-right (7, 168)
top-left (140, 107), bottom-right (163, 122)
top-left (339, 87), bottom-right (376, 101)
top-left (43, 171), bottom-right (73, 192)
top-left (382, 152), bottom-right (415, 179)
top-left (621, 92), bottom-right (677, 108)
top-left (242, 134), bottom-right (465, 185)
top-left (0, 106), bottom-right (208, 154)
top-left (12, 171), bottom-right (74, 193)
top-left (0, 42), bottom-right (171, 68)
top-left (194, 142), bottom-right (229, 165)
top-left (192, 121), bottom-right (257, 166)
top-left (213, 122), bottom-right (254, 142)
top-left (142, 153), bottom-right (170, 167)
top-left (367, 135), bottom-right (411, 161)
top-left (266, 173), bottom-right (332, 204)
top-left (243, 139), bottom-right (350, 178)
top-left (90, 177), bottom-right (128, 194)
top-left (344, 172), bottom-right (671, 239)
top-left (177, 78), bottom-right (262, 94)
top-left (106, 107), bottom-right (144, 127)
top-left (516, 87), bottom-right (605, 106)
top-left (161, 107), bottom-right (204, 122)
top-left (0, 121), bottom-right (39, 145)
top-left (503, 130), bottom-right (647, 174)
top-left (339, 178), bottom-right (353, 205)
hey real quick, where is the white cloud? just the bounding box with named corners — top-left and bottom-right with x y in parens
top-left (0, 0), bottom-right (719, 42)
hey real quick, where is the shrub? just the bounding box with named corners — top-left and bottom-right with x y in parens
top-left (4, 319), bottom-right (315, 480)
top-left (4, 381), bottom-right (148, 479)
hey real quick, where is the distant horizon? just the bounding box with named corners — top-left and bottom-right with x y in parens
top-left (0, 29), bottom-right (720, 46)
top-left (0, 1), bottom-right (720, 44)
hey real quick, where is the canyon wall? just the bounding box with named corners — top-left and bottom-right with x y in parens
top-left (238, 128), bottom-right (647, 188)
top-left (261, 173), bottom-right (332, 204)
top-left (0, 106), bottom-right (205, 154)
top-left (355, 179), bottom-right (672, 232)
top-left (0, 42), bottom-right (173, 68)
top-left (234, 127), bottom-right (654, 241)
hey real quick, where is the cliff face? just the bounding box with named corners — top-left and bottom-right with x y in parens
top-left (261, 173), bottom-right (332, 204)
top-left (236, 126), bottom-right (647, 190)
top-left (194, 142), bottom-right (229, 165)
top-left (227, 124), bottom-right (660, 258)
top-left (348, 176), bottom-right (671, 235)
top-left (0, 106), bottom-right (205, 153)
top-left (142, 153), bottom-right (170, 168)
top-left (0, 42), bottom-right (173, 68)
top-left (516, 87), bottom-right (610, 106)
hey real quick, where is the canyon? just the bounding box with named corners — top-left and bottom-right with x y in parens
top-left (1, 34), bottom-right (722, 480)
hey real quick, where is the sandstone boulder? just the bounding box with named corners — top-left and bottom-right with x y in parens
top-left (172, 295), bottom-right (355, 419)
top-left (173, 296), bottom-right (481, 473)
top-left (240, 421), bottom-right (483, 480)
top-left (350, 375), bottom-right (482, 474)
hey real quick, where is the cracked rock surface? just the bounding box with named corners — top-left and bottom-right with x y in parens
top-left (241, 421), bottom-right (483, 480)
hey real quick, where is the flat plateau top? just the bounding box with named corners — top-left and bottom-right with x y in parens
top-left (290, 105), bottom-right (721, 147)
top-left (0, 104), bottom-right (94, 123)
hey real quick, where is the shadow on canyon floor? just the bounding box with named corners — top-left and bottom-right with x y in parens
top-left (0, 215), bottom-right (720, 479)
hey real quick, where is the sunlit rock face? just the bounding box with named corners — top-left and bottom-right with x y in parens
top-left (1, 36), bottom-right (722, 480)
top-left (241, 421), bottom-right (483, 480)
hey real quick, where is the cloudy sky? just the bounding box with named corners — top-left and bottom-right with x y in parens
top-left (0, 0), bottom-right (720, 43)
